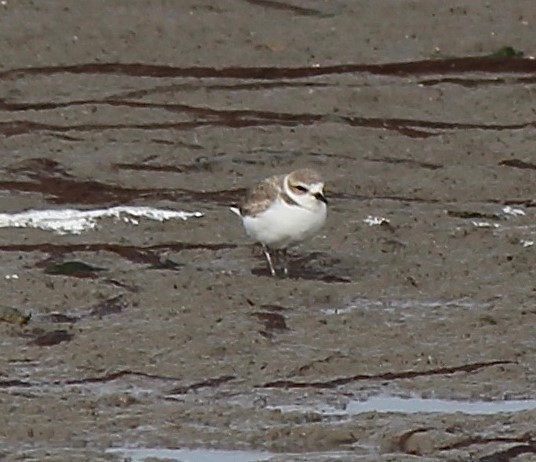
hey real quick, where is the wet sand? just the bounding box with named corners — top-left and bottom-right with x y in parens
top-left (1, 1), bottom-right (535, 461)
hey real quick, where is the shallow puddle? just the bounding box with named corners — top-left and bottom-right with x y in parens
top-left (271, 395), bottom-right (536, 416)
top-left (322, 297), bottom-right (491, 315)
top-left (106, 447), bottom-right (365, 462)
top-left (107, 447), bottom-right (274, 462)
top-left (345, 396), bottom-right (536, 415)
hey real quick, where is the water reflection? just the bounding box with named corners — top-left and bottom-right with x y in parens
top-left (107, 448), bottom-right (273, 462)
top-left (270, 395), bottom-right (536, 416)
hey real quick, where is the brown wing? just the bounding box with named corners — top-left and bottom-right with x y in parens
top-left (240, 175), bottom-right (283, 217)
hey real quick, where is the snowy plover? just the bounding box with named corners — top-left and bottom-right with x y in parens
top-left (230, 168), bottom-right (328, 276)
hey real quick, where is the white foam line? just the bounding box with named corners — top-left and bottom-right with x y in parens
top-left (502, 205), bottom-right (526, 217)
top-left (471, 220), bottom-right (500, 229)
top-left (364, 215), bottom-right (390, 226)
top-left (0, 206), bottom-right (203, 235)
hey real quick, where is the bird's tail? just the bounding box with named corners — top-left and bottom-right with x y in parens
top-left (229, 206), bottom-right (242, 217)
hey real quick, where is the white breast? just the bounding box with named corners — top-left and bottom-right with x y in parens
top-left (241, 197), bottom-right (327, 249)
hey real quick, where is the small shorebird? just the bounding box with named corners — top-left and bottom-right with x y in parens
top-left (230, 168), bottom-right (328, 276)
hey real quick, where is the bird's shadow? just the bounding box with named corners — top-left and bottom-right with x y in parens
top-left (251, 251), bottom-right (352, 283)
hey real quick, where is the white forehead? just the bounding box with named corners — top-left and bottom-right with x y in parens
top-left (308, 182), bottom-right (324, 192)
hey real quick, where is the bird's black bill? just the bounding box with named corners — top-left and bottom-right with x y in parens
top-left (314, 192), bottom-right (328, 204)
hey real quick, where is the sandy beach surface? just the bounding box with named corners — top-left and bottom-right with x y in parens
top-left (1, 1), bottom-right (535, 460)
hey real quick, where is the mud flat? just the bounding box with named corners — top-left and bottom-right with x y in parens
top-left (0, 1), bottom-right (535, 461)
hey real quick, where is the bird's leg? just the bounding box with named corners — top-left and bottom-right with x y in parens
top-left (262, 245), bottom-right (276, 276)
top-left (280, 248), bottom-right (289, 277)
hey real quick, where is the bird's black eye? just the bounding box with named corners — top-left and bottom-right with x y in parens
top-left (295, 185), bottom-right (307, 192)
